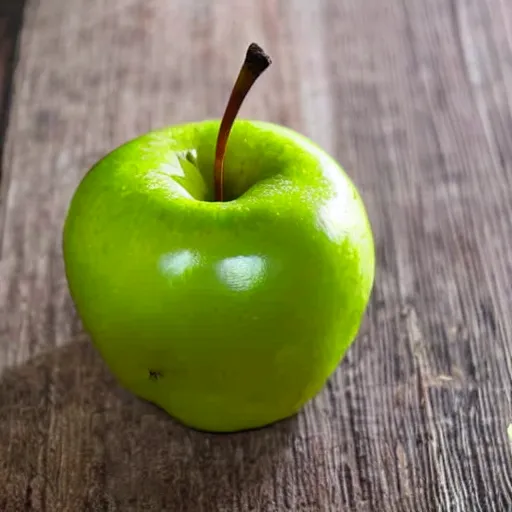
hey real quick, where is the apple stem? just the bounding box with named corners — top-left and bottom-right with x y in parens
top-left (214, 43), bottom-right (272, 202)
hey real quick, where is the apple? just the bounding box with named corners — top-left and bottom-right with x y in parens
top-left (63, 43), bottom-right (375, 432)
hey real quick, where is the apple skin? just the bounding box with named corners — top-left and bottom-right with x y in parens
top-left (62, 119), bottom-right (375, 432)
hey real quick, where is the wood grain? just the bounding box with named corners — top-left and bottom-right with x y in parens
top-left (1, 0), bottom-right (512, 510)
top-left (0, 0), bottom-right (25, 182)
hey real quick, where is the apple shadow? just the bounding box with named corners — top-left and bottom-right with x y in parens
top-left (0, 337), bottom-right (301, 511)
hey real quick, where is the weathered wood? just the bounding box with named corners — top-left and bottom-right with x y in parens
top-left (1, 0), bottom-right (511, 510)
top-left (0, 0), bottom-right (25, 179)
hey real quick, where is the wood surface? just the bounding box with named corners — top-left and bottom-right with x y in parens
top-left (0, 0), bottom-right (24, 182)
top-left (1, 0), bottom-right (512, 510)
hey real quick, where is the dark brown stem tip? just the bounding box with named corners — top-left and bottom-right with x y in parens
top-left (245, 43), bottom-right (272, 76)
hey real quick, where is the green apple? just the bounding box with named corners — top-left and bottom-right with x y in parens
top-left (63, 43), bottom-right (375, 432)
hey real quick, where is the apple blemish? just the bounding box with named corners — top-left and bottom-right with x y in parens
top-left (149, 370), bottom-right (163, 381)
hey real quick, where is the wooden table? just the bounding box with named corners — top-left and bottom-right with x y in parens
top-left (1, 1), bottom-right (511, 510)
